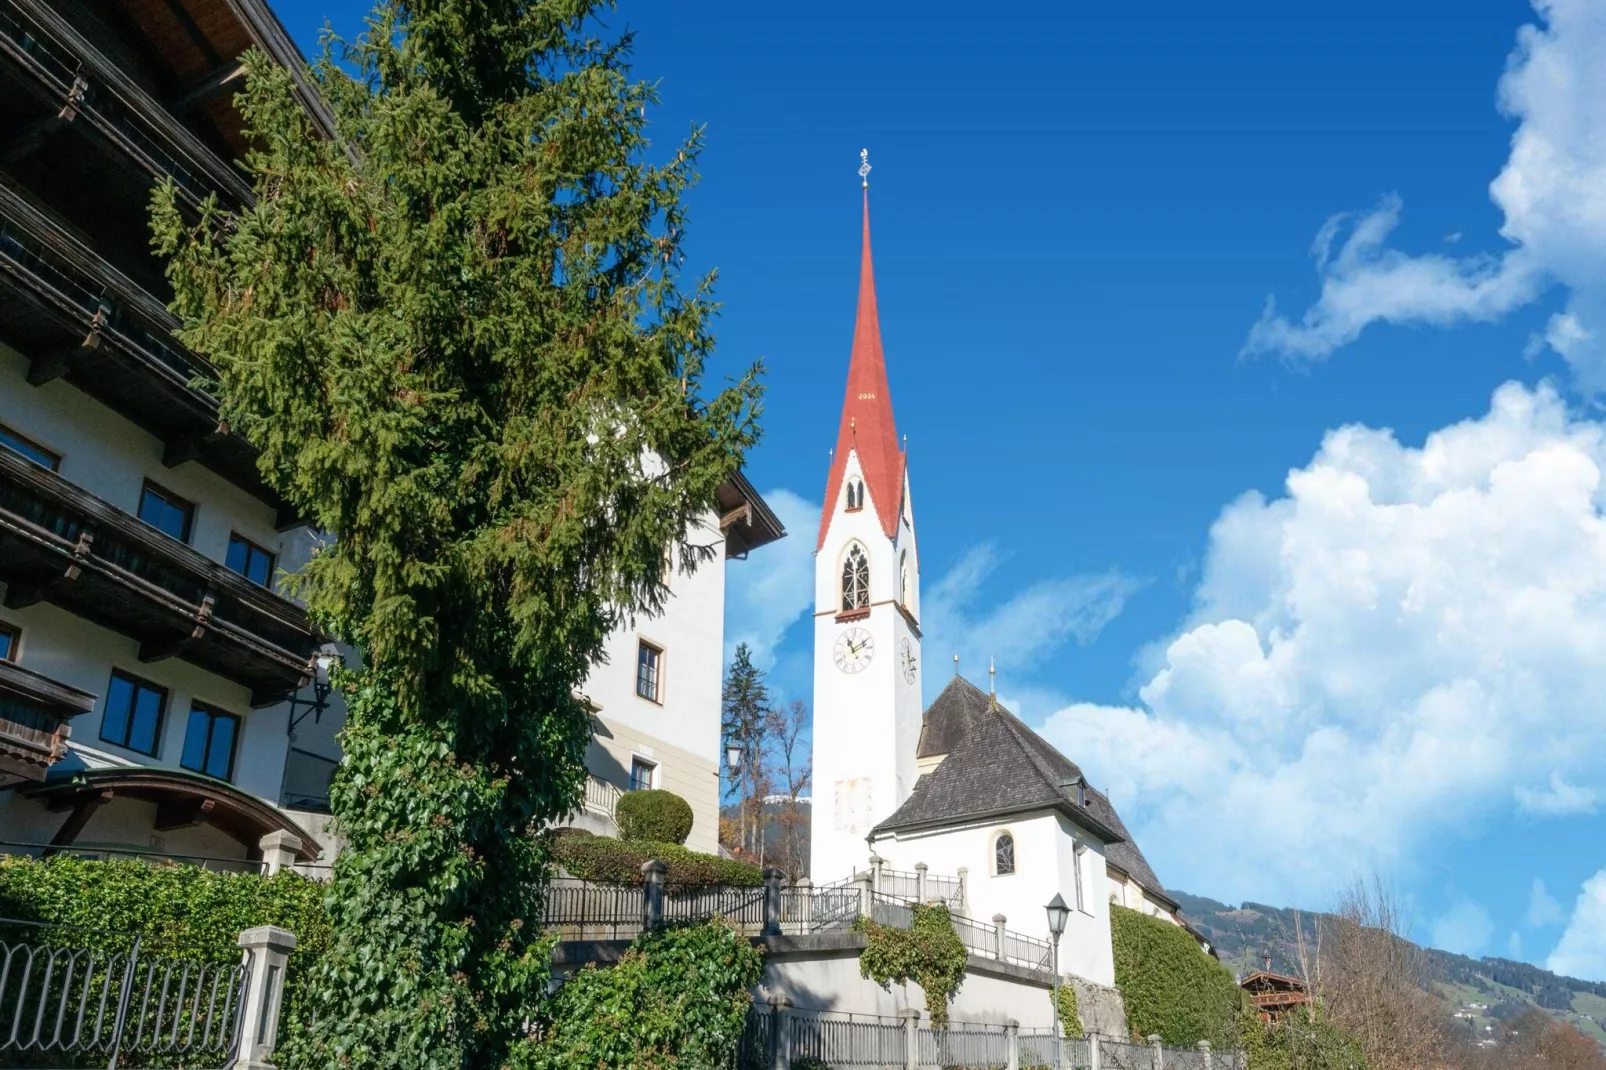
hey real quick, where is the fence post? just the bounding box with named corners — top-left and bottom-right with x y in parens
top-left (957, 866), bottom-right (969, 911)
top-left (869, 854), bottom-right (884, 893)
top-left (992, 914), bottom-right (1007, 960)
top-left (855, 872), bottom-right (873, 920)
top-left (236, 925), bottom-right (297, 1070)
top-left (257, 831), bottom-right (302, 876)
top-left (768, 997), bottom-right (791, 1070)
top-left (641, 859), bottom-right (666, 931)
top-left (1198, 1039), bottom-right (1213, 1070)
top-left (762, 867), bottom-right (785, 936)
top-left (1089, 1033), bottom-right (1101, 1070)
top-left (900, 1007), bottom-right (921, 1070)
top-left (1148, 1033), bottom-right (1163, 1070)
top-left (915, 861), bottom-right (928, 903)
top-left (1006, 1018), bottom-right (1020, 1070)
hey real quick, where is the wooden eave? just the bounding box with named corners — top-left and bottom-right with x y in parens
top-left (0, 659), bottom-right (92, 781)
top-left (0, 448), bottom-right (320, 703)
top-left (0, 181), bottom-right (300, 525)
top-left (717, 470), bottom-right (786, 558)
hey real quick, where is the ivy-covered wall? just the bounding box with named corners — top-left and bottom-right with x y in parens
top-left (0, 856), bottom-right (331, 1022)
top-left (1110, 904), bottom-right (1243, 1047)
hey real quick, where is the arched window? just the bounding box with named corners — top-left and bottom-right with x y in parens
top-left (841, 543), bottom-right (870, 611)
top-left (994, 832), bottom-right (1015, 876)
top-left (846, 480), bottom-right (864, 511)
top-left (899, 551), bottom-right (911, 606)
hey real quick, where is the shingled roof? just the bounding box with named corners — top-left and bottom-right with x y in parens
top-left (888, 675), bottom-right (1177, 910)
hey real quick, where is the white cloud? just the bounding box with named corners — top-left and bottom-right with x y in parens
top-left (1432, 898), bottom-right (1495, 956)
top-left (1245, 0), bottom-right (1606, 390)
top-left (1547, 870), bottom-right (1606, 981)
top-left (1042, 382), bottom-right (1606, 903)
top-left (723, 489), bottom-right (820, 670)
top-left (1515, 772), bottom-right (1599, 816)
top-left (1528, 878), bottom-right (1566, 928)
top-left (922, 544), bottom-right (1138, 693)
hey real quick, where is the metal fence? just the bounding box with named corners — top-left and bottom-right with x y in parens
top-left (876, 868), bottom-right (965, 911)
top-left (0, 919), bottom-right (250, 1069)
top-left (541, 877), bottom-right (645, 939)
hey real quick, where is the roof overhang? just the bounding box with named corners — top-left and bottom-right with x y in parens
top-left (19, 766), bottom-right (320, 860)
top-left (871, 799), bottom-right (1127, 846)
top-left (1106, 861), bottom-right (1179, 913)
top-left (717, 470), bottom-right (785, 558)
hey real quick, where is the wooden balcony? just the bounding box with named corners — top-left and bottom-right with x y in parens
top-left (0, 448), bottom-right (320, 704)
top-left (0, 657), bottom-right (91, 782)
top-left (0, 181), bottom-right (298, 525)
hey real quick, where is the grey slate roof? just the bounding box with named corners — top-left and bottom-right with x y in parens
top-left (884, 675), bottom-right (1176, 909)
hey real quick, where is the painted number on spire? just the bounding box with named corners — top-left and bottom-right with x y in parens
top-left (859, 148), bottom-right (871, 187)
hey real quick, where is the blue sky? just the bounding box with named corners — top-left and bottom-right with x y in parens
top-left (270, 0), bottom-right (1606, 977)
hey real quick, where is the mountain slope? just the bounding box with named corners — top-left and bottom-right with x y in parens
top-left (1173, 890), bottom-right (1606, 1046)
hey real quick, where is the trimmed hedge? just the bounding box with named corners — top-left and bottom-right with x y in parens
top-left (510, 920), bottom-right (762, 1069)
top-left (1111, 904), bottom-right (1242, 1048)
top-left (0, 855), bottom-right (331, 1022)
top-left (550, 833), bottom-right (763, 886)
top-left (614, 789), bottom-right (694, 845)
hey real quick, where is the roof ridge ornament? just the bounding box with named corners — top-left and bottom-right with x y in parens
top-left (859, 147), bottom-right (872, 188)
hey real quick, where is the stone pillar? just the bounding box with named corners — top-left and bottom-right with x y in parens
top-left (915, 861), bottom-right (928, 903)
top-left (1089, 1033), bottom-right (1102, 1070)
top-left (855, 873), bottom-right (873, 920)
top-left (641, 859), bottom-right (666, 931)
top-left (1148, 1033), bottom-right (1163, 1070)
top-left (768, 997), bottom-right (791, 1070)
top-left (762, 867), bottom-right (786, 936)
top-left (257, 831), bottom-right (302, 877)
top-left (1006, 1018), bottom-right (1020, 1070)
top-left (1198, 1039), bottom-right (1213, 1070)
top-left (900, 1007), bottom-right (921, 1070)
top-left (992, 914), bottom-right (1008, 960)
top-left (869, 854), bottom-right (885, 894)
top-left (236, 926), bottom-right (297, 1070)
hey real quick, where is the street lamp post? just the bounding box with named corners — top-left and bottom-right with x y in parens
top-left (1045, 893), bottom-right (1070, 1070)
top-left (724, 743), bottom-right (743, 854)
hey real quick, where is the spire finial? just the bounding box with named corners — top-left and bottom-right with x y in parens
top-left (859, 148), bottom-right (872, 188)
top-left (952, 653), bottom-right (959, 677)
top-left (988, 657), bottom-right (997, 708)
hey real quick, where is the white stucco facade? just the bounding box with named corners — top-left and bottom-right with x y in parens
top-left (810, 447), bottom-right (923, 885)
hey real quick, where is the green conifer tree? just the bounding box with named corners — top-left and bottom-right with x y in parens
top-left (719, 642), bottom-right (772, 854)
top-left (151, 0), bottom-right (761, 1064)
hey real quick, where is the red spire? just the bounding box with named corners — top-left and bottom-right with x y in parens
top-left (818, 188), bottom-right (904, 549)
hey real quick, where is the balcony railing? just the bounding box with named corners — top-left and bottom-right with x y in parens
top-left (0, 658), bottom-right (93, 780)
top-left (0, 0), bottom-right (253, 208)
top-left (581, 774), bottom-right (622, 818)
top-left (0, 448), bottom-right (319, 703)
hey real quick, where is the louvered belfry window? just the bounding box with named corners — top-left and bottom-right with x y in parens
top-left (842, 544), bottom-right (870, 611)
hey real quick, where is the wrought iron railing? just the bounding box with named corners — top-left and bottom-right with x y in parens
top-left (782, 1010), bottom-right (906, 1068)
top-left (779, 884), bottom-right (860, 932)
top-left (877, 866), bottom-right (965, 910)
top-left (662, 884), bottom-right (765, 929)
top-left (0, 919), bottom-right (249, 1067)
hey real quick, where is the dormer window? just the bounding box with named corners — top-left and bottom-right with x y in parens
top-left (841, 543), bottom-right (870, 611)
top-left (845, 480), bottom-right (864, 511)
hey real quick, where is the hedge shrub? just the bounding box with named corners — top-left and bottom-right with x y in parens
top-left (0, 855), bottom-right (331, 1023)
top-left (511, 919), bottom-right (763, 1069)
top-left (614, 789), bottom-right (694, 844)
top-left (855, 903), bottom-right (968, 1027)
top-left (1110, 905), bottom-right (1242, 1048)
top-left (1239, 1001), bottom-right (1367, 1070)
top-left (551, 834), bottom-right (763, 886)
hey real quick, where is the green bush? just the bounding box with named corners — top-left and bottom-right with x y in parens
top-left (1057, 984), bottom-right (1085, 1038)
top-left (854, 903), bottom-right (968, 1027)
top-left (552, 834), bottom-right (763, 886)
top-left (511, 920), bottom-right (763, 1069)
top-left (1239, 1002), bottom-right (1367, 1070)
top-left (614, 789), bottom-right (695, 845)
top-left (1111, 905), bottom-right (1242, 1048)
top-left (0, 855), bottom-right (331, 1024)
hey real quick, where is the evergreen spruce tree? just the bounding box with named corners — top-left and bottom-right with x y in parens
top-left (151, 1), bottom-right (761, 1064)
top-left (719, 642), bottom-right (772, 854)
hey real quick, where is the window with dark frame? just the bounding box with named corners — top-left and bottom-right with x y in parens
top-left (1073, 842), bottom-right (1086, 910)
top-left (226, 534), bottom-right (275, 587)
top-left (100, 670), bottom-right (166, 757)
top-left (635, 640), bottom-right (663, 702)
top-left (180, 704), bottom-right (240, 781)
top-left (841, 543), bottom-right (870, 611)
top-left (0, 423), bottom-right (60, 470)
top-left (138, 481), bottom-right (194, 543)
top-left (0, 621), bottom-right (17, 662)
top-left (995, 832), bottom-right (1015, 876)
top-left (629, 757), bottom-right (656, 792)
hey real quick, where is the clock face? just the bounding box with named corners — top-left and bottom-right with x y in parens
top-left (900, 638), bottom-right (918, 683)
top-left (834, 627), bottom-right (874, 674)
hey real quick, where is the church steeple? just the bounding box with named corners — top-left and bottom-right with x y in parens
top-left (818, 184), bottom-right (905, 549)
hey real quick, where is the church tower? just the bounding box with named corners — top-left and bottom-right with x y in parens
top-left (810, 159), bottom-right (923, 883)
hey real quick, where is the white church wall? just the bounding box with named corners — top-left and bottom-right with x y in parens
top-left (869, 809), bottom-right (1116, 987)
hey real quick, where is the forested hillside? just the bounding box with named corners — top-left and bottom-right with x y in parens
top-left (1173, 891), bottom-right (1606, 1046)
